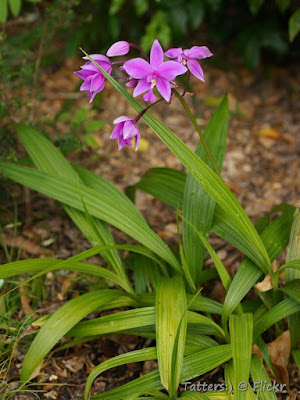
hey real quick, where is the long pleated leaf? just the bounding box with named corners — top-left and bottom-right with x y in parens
top-left (20, 289), bottom-right (125, 381)
top-left (285, 208), bottom-right (300, 349)
top-left (222, 206), bottom-right (295, 326)
top-left (253, 297), bottom-right (300, 339)
top-left (91, 344), bottom-right (232, 399)
top-left (137, 292), bottom-right (223, 314)
top-left (229, 314), bottom-right (253, 400)
top-left (15, 124), bottom-right (128, 286)
top-left (250, 354), bottom-right (277, 400)
top-left (182, 95), bottom-right (228, 284)
top-left (156, 275), bottom-right (187, 395)
top-left (89, 58), bottom-right (270, 274)
top-left (0, 258), bottom-right (129, 289)
top-left (126, 167), bottom-right (274, 275)
top-left (67, 307), bottom-right (222, 338)
top-left (0, 163), bottom-right (180, 271)
top-left (85, 347), bottom-right (157, 400)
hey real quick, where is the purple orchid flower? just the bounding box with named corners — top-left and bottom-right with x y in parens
top-left (74, 55), bottom-right (112, 102)
top-left (165, 46), bottom-right (212, 81)
top-left (110, 116), bottom-right (140, 151)
top-left (123, 39), bottom-right (187, 102)
top-left (106, 41), bottom-right (130, 57)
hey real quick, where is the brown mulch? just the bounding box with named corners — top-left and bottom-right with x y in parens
top-left (0, 53), bottom-right (299, 399)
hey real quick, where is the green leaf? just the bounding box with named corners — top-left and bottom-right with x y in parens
top-left (14, 124), bottom-right (130, 290)
top-left (275, 0), bottom-right (290, 13)
top-left (126, 167), bottom-right (186, 208)
top-left (250, 354), bottom-right (277, 400)
top-left (180, 392), bottom-right (210, 399)
top-left (91, 345), bottom-right (232, 399)
top-left (281, 280), bottom-right (300, 303)
top-left (285, 208), bottom-right (300, 348)
top-left (83, 134), bottom-right (100, 148)
top-left (21, 290), bottom-right (124, 381)
top-left (248, 0), bottom-right (264, 15)
top-left (0, 0), bottom-right (8, 23)
top-left (182, 95), bottom-right (228, 284)
top-left (289, 8), bottom-right (300, 42)
top-left (0, 162), bottom-right (181, 272)
top-left (85, 54), bottom-right (271, 274)
top-left (9, 0), bottom-right (21, 16)
top-left (0, 258), bottom-right (128, 290)
top-left (181, 214), bottom-right (232, 292)
top-left (254, 298), bottom-right (300, 339)
top-left (222, 206), bottom-right (295, 326)
top-left (137, 292), bottom-right (223, 315)
top-left (85, 120), bottom-right (105, 132)
top-left (292, 349), bottom-right (300, 369)
top-left (68, 307), bottom-right (155, 337)
top-left (156, 275), bottom-right (187, 396)
top-left (229, 314), bottom-right (253, 400)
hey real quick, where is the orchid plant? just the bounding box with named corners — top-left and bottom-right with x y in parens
top-left (0, 39), bottom-right (299, 400)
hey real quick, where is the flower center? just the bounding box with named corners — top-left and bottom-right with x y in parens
top-left (150, 77), bottom-right (157, 89)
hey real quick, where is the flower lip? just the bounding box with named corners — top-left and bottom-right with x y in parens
top-left (74, 54), bottom-right (112, 102)
top-left (110, 116), bottom-right (141, 151)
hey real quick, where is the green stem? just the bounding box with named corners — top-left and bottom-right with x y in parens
top-left (173, 89), bottom-right (220, 176)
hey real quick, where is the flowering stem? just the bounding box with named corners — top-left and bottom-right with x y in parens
top-left (182, 71), bottom-right (191, 96)
top-left (173, 89), bottom-right (220, 176)
top-left (129, 43), bottom-right (149, 62)
top-left (134, 98), bottom-right (164, 123)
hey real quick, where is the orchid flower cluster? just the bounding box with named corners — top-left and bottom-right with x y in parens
top-left (74, 40), bottom-right (212, 151)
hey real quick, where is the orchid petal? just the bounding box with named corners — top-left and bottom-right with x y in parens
top-left (125, 79), bottom-right (137, 88)
top-left (165, 47), bottom-right (183, 58)
top-left (106, 41), bottom-right (130, 57)
top-left (123, 121), bottom-right (139, 139)
top-left (90, 74), bottom-right (105, 92)
top-left (118, 136), bottom-right (132, 150)
top-left (88, 91), bottom-right (98, 103)
top-left (187, 46), bottom-right (213, 60)
top-left (143, 89), bottom-right (157, 102)
top-left (156, 77), bottom-right (171, 102)
top-left (187, 59), bottom-right (205, 81)
top-left (157, 61), bottom-right (187, 80)
top-left (113, 116), bottom-right (132, 124)
top-left (74, 69), bottom-right (93, 79)
top-left (123, 58), bottom-right (152, 79)
top-left (134, 131), bottom-right (140, 151)
top-left (110, 123), bottom-right (124, 139)
top-left (79, 75), bottom-right (93, 91)
top-left (83, 54), bottom-right (111, 64)
top-left (150, 39), bottom-right (164, 69)
top-left (133, 79), bottom-right (151, 97)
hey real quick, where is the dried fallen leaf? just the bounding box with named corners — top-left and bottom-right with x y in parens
top-left (255, 274), bottom-right (273, 292)
top-left (252, 331), bottom-right (290, 388)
